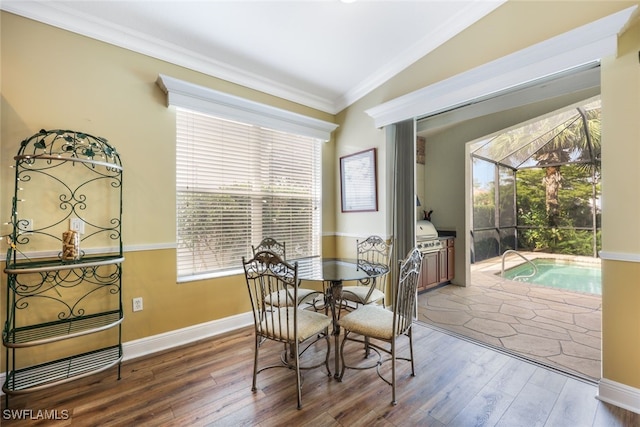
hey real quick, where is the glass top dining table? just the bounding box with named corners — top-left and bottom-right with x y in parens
top-left (294, 257), bottom-right (388, 283)
top-left (292, 257), bottom-right (390, 377)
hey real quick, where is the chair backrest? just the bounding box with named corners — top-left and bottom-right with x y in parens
top-left (243, 250), bottom-right (298, 342)
top-left (252, 237), bottom-right (286, 260)
top-left (357, 235), bottom-right (392, 265)
top-left (356, 235), bottom-right (393, 290)
top-left (392, 247), bottom-right (423, 336)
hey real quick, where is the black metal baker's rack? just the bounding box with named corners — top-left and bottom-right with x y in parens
top-left (2, 129), bottom-right (124, 406)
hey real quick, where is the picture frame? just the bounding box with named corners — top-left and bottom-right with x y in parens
top-left (340, 148), bottom-right (378, 212)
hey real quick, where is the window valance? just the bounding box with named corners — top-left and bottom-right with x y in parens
top-left (157, 74), bottom-right (338, 141)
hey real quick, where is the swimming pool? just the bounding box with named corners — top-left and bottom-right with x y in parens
top-left (502, 258), bottom-right (601, 295)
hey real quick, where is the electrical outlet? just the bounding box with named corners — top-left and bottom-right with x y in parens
top-left (19, 219), bottom-right (33, 232)
top-left (70, 218), bottom-right (85, 234)
top-left (132, 297), bottom-right (143, 312)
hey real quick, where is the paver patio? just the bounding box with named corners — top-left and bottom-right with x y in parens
top-left (417, 256), bottom-right (601, 381)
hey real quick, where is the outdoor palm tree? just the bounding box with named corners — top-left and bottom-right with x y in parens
top-left (531, 102), bottom-right (601, 226)
top-left (534, 116), bottom-right (580, 226)
top-left (471, 97), bottom-right (602, 260)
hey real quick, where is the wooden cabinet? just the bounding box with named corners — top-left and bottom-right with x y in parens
top-left (418, 237), bottom-right (454, 292)
top-left (438, 248), bottom-right (448, 283)
top-left (446, 238), bottom-right (455, 281)
top-left (419, 252), bottom-right (439, 292)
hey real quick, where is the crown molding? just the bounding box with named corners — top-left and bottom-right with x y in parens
top-left (336, 0), bottom-right (506, 112)
top-left (2, 0), bottom-right (507, 115)
top-left (366, 6), bottom-right (638, 128)
top-left (1, 1), bottom-right (338, 114)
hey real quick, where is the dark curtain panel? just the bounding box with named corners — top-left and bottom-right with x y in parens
top-left (388, 119), bottom-right (416, 295)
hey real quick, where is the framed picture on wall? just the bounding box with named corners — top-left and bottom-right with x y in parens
top-left (340, 148), bottom-right (378, 212)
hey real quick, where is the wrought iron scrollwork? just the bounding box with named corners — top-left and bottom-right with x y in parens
top-left (9, 129), bottom-right (122, 263)
top-left (3, 129), bottom-right (124, 399)
top-left (11, 264), bottom-right (121, 320)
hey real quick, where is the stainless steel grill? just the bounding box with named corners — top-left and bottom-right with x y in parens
top-left (416, 220), bottom-right (443, 253)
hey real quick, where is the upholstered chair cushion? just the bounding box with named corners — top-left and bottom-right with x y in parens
top-left (264, 288), bottom-right (319, 307)
top-left (338, 305), bottom-right (394, 340)
top-left (340, 286), bottom-right (385, 305)
top-left (260, 307), bottom-right (332, 341)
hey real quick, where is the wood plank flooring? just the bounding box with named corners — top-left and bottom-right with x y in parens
top-left (2, 323), bottom-right (638, 426)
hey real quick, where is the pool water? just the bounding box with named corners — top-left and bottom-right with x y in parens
top-left (502, 258), bottom-right (601, 295)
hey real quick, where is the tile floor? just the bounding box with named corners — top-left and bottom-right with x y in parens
top-left (417, 253), bottom-right (602, 382)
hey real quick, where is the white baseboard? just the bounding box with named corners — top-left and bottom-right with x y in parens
top-left (0, 312), bottom-right (253, 396)
top-left (122, 312), bottom-right (253, 361)
top-left (598, 378), bottom-right (640, 415)
top-left (4, 316), bottom-right (640, 418)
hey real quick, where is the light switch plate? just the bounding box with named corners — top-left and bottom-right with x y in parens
top-left (70, 218), bottom-right (85, 234)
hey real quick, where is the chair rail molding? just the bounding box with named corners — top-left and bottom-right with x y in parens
top-left (599, 251), bottom-right (640, 263)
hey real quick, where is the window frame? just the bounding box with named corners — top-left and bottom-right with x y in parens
top-left (157, 75), bottom-right (337, 282)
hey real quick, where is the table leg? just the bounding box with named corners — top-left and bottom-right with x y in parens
top-left (326, 280), bottom-right (343, 379)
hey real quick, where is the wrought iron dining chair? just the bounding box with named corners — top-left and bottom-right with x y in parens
top-left (340, 235), bottom-right (393, 309)
top-left (243, 250), bottom-right (332, 409)
top-left (252, 237), bottom-right (322, 308)
top-left (337, 247), bottom-right (422, 406)
top-left (251, 237), bottom-right (287, 259)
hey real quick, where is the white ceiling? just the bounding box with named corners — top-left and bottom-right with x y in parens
top-left (2, 0), bottom-right (505, 114)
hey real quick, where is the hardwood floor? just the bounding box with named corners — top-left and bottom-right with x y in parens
top-left (2, 322), bottom-right (638, 426)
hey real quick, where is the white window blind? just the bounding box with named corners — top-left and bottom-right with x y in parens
top-left (176, 107), bottom-right (321, 280)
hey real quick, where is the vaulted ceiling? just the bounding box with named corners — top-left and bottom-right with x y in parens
top-left (1, 1), bottom-right (505, 114)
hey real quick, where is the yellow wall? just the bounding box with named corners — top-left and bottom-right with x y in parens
top-left (600, 14), bottom-right (640, 386)
top-left (602, 261), bottom-right (640, 385)
top-left (335, 0), bottom-right (640, 394)
top-left (0, 11), bottom-right (337, 367)
top-left (335, 0), bottom-right (639, 258)
top-left (0, 12), bottom-right (335, 246)
top-left (2, 0), bottom-right (640, 396)
top-left (601, 14), bottom-right (640, 254)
